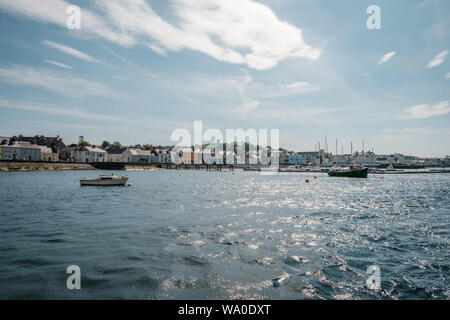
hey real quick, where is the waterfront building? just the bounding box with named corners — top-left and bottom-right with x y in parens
top-left (158, 151), bottom-right (173, 164)
top-left (123, 148), bottom-right (157, 163)
top-left (352, 151), bottom-right (377, 166)
top-left (297, 151), bottom-right (320, 165)
top-left (334, 154), bottom-right (351, 165)
top-left (69, 146), bottom-right (107, 162)
top-left (1, 142), bottom-right (41, 161)
top-left (279, 152), bottom-right (289, 165)
top-left (37, 145), bottom-right (58, 162)
top-left (106, 147), bottom-right (127, 162)
top-left (17, 135), bottom-right (66, 160)
top-left (376, 153), bottom-right (406, 165)
top-left (287, 153), bottom-right (303, 165)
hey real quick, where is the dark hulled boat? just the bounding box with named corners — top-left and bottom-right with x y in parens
top-left (328, 167), bottom-right (368, 178)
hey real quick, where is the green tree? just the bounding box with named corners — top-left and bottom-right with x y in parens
top-left (142, 144), bottom-right (153, 150)
top-left (101, 141), bottom-right (111, 149)
top-left (112, 141), bottom-right (123, 148)
top-left (77, 141), bottom-right (92, 147)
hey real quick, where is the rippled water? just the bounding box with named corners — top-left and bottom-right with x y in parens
top-left (0, 170), bottom-right (448, 299)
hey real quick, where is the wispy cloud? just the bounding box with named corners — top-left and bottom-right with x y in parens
top-left (445, 72), bottom-right (450, 79)
top-left (427, 50), bottom-right (448, 68)
top-left (0, 0), bottom-right (135, 46)
top-left (0, 100), bottom-right (119, 121)
top-left (378, 51), bottom-right (396, 65)
top-left (43, 59), bottom-right (72, 69)
top-left (0, 0), bottom-right (320, 70)
top-left (42, 40), bottom-right (100, 64)
top-left (0, 64), bottom-right (111, 97)
top-left (233, 100), bottom-right (259, 119)
top-left (398, 100), bottom-right (450, 119)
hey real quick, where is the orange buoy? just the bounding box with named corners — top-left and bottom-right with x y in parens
top-left (305, 178), bottom-right (310, 183)
top-left (380, 177), bottom-right (384, 179)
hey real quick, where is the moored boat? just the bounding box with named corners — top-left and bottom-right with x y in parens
top-left (80, 174), bottom-right (128, 186)
top-left (279, 165), bottom-right (302, 172)
top-left (328, 167), bottom-right (368, 178)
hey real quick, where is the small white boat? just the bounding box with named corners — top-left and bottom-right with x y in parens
top-left (279, 165), bottom-right (303, 172)
top-left (80, 174), bottom-right (128, 186)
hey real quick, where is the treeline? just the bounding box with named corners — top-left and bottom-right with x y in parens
top-left (68, 140), bottom-right (168, 151)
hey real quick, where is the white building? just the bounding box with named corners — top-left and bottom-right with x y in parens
top-left (352, 151), bottom-right (377, 165)
top-left (158, 151), bottom-right (172, 164)
top-left (1, 142), bottom-right (41, 161)
top-left (106, 147), bottom-right (127, 162)
top-left (70, 146), bottom-right (107, 162)
top-left (123, 148), bottom-right (157, 163)
top-left (376, 153), bottom-right (406, 165)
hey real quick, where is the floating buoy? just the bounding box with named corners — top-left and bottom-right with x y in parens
top-left (380, 177), bottom-right (384, 179)
top-left (305, 178), bottom-right (310, 183)
top-left (313, 176), bottom-right (317, 179)
top-left (127, 184), bottom-right (132, 186)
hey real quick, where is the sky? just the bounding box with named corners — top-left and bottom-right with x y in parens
top-left (0, 0), bottom-right (448, 157)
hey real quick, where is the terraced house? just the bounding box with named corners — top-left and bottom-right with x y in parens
top-left (68, 146), bottom-right (107, 163)
top-left (0, 142), bottom-right (41, 161)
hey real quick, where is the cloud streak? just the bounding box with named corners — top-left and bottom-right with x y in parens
top-left (0, 0), bottom-right (135, 46)
top-left (42, 40), bottom-right (100, 63)
top-left (0, 64), bottom-right (112, 97)
top-left (378, 51), bottom-right (396, 65)
top-left (427, 50), bottom-right (448, 68)
top-left (0, 100), bottom-right (119, 121)
top-left (43, 59), bottom-right (73, 69)
top-left (398, 100), bottom-right (450, 119)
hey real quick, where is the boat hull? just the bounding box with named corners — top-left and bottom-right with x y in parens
top-left (328, 168), bottom-right (368, 178)
top-left (80, 177), bottom-right (128, 186)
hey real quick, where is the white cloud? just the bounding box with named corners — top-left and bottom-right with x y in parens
top-left (43, 40), bottom-right (100, 63)
top-left (0, 100), bottom-right (119, 121)
top-left (0, 0), bottom-right (320, 70)
top-left (445, 72), bottom-right (450, 79)
top-left (398, 100), bottom-right (450, 119)
top-left (44, 59), bottom-right (72, 69)
top-left (0, 64), bottom-right (112, 97)
top-left (427, 50), bottom-right (448, 68)
top-left (378, 51), bottom-right (396, 65)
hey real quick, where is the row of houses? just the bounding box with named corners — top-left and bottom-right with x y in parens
top-left (60, 146), bottom-right (174, 164)
top-left (1, 135), bottom-right (449, 166)
top-left (0, 139), bottom-right (59, 161)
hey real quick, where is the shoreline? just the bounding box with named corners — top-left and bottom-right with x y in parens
top-left (1, 161), bottom-right (449, 174)
top-left (0, 161), bottom-right (96, 172)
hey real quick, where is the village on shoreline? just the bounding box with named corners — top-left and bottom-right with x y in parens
top-left (1, 134), bottom-right (449, 172)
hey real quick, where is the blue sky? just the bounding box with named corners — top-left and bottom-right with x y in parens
top-left (0, 0), bottom-right (448, 157)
